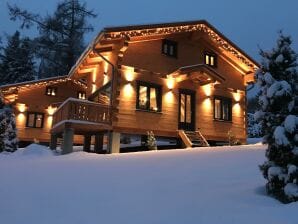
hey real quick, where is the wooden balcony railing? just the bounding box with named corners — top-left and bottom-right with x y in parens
top-left (52, 98), bottom-right (112, 128)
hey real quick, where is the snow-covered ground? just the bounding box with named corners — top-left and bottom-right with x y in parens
top-left (0, 143), bottom-right (297, 224)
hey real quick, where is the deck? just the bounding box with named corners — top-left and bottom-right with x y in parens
top-left (51, 98), bottom-right (112, 135)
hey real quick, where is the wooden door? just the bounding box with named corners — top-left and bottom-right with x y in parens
top-left (178, 90), bottom-right (195, 131)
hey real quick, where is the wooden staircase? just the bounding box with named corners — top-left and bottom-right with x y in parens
top-left (178, 130), bottom-right (210, 148)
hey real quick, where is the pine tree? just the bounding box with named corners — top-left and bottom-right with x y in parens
top-left (147, 131), bottom-right (157, 150)
top-left (0, 95), bottom-right (6, 153)
top-left (256, 32), bottom-right (298, 203)
top-left (3, 106), bottom-right (18, 152)
top-left (8, 0), bottom-right (96, 78)
top-left (0, 31), bottom-right (35, 85)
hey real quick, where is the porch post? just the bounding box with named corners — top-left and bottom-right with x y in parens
top-left (94, 132), bottom-right (104, 154)
top-left (83, 134), bottom-right (91, 152)
top-left (49, 134), bottom-right (57, 150)
top-left (108, 131), bottom-right (120, 154)
top-left (61, 128), bottom-right (74, 154)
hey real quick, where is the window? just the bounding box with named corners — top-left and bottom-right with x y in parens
top-left (46, 87), bottom-right (57, 96)
top-left (78, 91), bottom-right (86, 100)
top-left (162, 39), bottom-right (177, 57)
top-left (26, 112), bottom-right (44, 128)
top-left (136, 82), bottom-right (162, 112)
top-left (214, 97), bottom-right (232, 121)
top-left (204, 52), bottom-right (217, 67)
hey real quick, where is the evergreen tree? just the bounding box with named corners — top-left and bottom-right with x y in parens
top-left (3, 106), bottom-right (18, 152)
top-left (0, 92), bottom-right (18, 153)
top-left (256, 32), bottom-right (298, 203)
top-left (8, 0), bottom-right (96, 78)
top-left (0, 31), bottom-right (35, 85)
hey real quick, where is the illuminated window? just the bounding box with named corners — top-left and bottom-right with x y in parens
top-left (136, 82), bottom-right (162, 112)
top-left (162, 39), bottom-right (177, 57)
top-left (204, 53), bottom-right (217, 67)
top-left (46, 87), bottom-right (57, 96)
top-left (78, 91), bottom-right (86, 100)
top-left (26, 112), bottom-right (44, 128)
top-left (214, 97), bottom-right (232, 121)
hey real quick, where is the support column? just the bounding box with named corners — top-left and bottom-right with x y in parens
top-left (61, 128), bottom-right (74, 155)
top-left (49, 134), bottom-right (58, 150)
top-left (83, 135), bottom-right (91, 152)
top-left (94, 133), bottom-right (104, 154)
top-left (108, 131), bottom-right (120, 154)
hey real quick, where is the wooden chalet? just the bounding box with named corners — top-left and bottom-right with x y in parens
top-left (0, 20), bottom-right (259, 153)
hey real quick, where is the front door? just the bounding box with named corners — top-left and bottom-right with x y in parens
top-left (178, 89), bottom-right (195, 131)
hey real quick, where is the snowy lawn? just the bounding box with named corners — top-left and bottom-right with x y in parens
top-left (0, 144), bottom-right (297, 224)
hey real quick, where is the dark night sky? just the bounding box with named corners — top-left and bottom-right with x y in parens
top-left (1, 0), bottom-right (298, 62)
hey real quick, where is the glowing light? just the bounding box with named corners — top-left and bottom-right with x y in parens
top-left (166, 76), bottom-right (175, 90)
top-left (165, 91), bottom-right (174, 103)
top-left (92, 84), bottom-right (97, 93)
top-left (47, 116), bottom-right (53, 127)
top-left (17, 113), bottom-right (26, 124)
top-left (103, 73), bottom-right (109, 85)
top-left (233, 91), bottom-right (241, 102)
top-left (92, 67), bottom-right (98, 83)
top-left (46, 106), bottom-right (57, 116)
top-left (17, 103), bottom-right (26, 113)
top-left (123, 66), bottom-right (135, 82)
top-left (233, 103), bottom-right (241, 116)
top-left (202, 98), bottom-right (212, 111)
top-left (123, 83), bottom-right (134, 98)
top-left (202, 83), bottom-right (213, 97)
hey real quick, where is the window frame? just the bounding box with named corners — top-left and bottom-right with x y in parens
top-left (162, 39), bottom-right (178, 58)
top-left (45, 86), bottom-right (57, 96)
top-left (213, 96), bottom-right (232, 122)
top-left (26, 112), bottom-right (45, 128)
top-left (204, 52), bottom-right (217, 67)
top-left (136, 81), bottom-right (162, 112)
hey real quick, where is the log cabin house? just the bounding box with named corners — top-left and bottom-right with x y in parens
top-left (0, 20), bottom-right (258, 154)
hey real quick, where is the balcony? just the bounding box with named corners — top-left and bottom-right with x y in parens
top-left (51, 98), bottom-right (112, 134)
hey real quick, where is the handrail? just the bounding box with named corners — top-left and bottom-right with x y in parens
top-left (52, 98), bottom-right (112, 127)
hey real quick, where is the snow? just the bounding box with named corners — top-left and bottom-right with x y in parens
top-left (275, 54), bottom-right (284, 63)
top-left (264, 72), bottom-right (274, 85)
top-left (284, 115), bottom-right (297, 133)
top-left (268, 166), bottom-right (282, 180)
top-left (273, 126), bottom-right (289, 146)
top-left (284, 183), bottom-right (298, 198)
top-left (0, 144), bottom-right (298, 224)
top-left (267, 80), bottom-right (292, 98)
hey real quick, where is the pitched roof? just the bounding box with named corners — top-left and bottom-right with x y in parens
top-left (68, 20), bottom-right (259, 78)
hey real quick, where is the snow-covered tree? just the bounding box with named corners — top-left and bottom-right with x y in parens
top-left (147, 131), bottom-right (157, 150)
top-left (256, 32), bottom-right (298, 203)
top-left (0, 31), bottom-right (35, 85)
top-left (0, 93), bottom-right (18, 153)
top-left (8, 0), bottom-right (96, 78)
top-left (247, 113), bottom-right (262, 138)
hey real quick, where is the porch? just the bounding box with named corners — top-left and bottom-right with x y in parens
top-left (50, 98), bottom-right (120, 154)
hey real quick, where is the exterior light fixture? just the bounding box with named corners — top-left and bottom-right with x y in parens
top-left (17, 103), bottom-right (27, 113)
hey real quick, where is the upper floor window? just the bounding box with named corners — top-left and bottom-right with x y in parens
top-left (78, 91), bottom-right (86, 100)
top-left (26, 112), bottom-right (44, 128)
top-left (136, 81), bottom-right (162, 112)
top-left (214, 97), bottom-right (232, 121)
top-left (204, 52), bottom-right (217, 67)
top-left (162, 39), bottom-right (177, 58)
top-left (46, 86), bottom-right (57, 96)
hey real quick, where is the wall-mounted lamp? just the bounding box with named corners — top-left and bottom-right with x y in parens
top-left (46, 106), bottom-right (57, 116)
top-left (16, 103), bottom-right (27, 113)
top-left (166, 75), bottom-right (175, 90)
